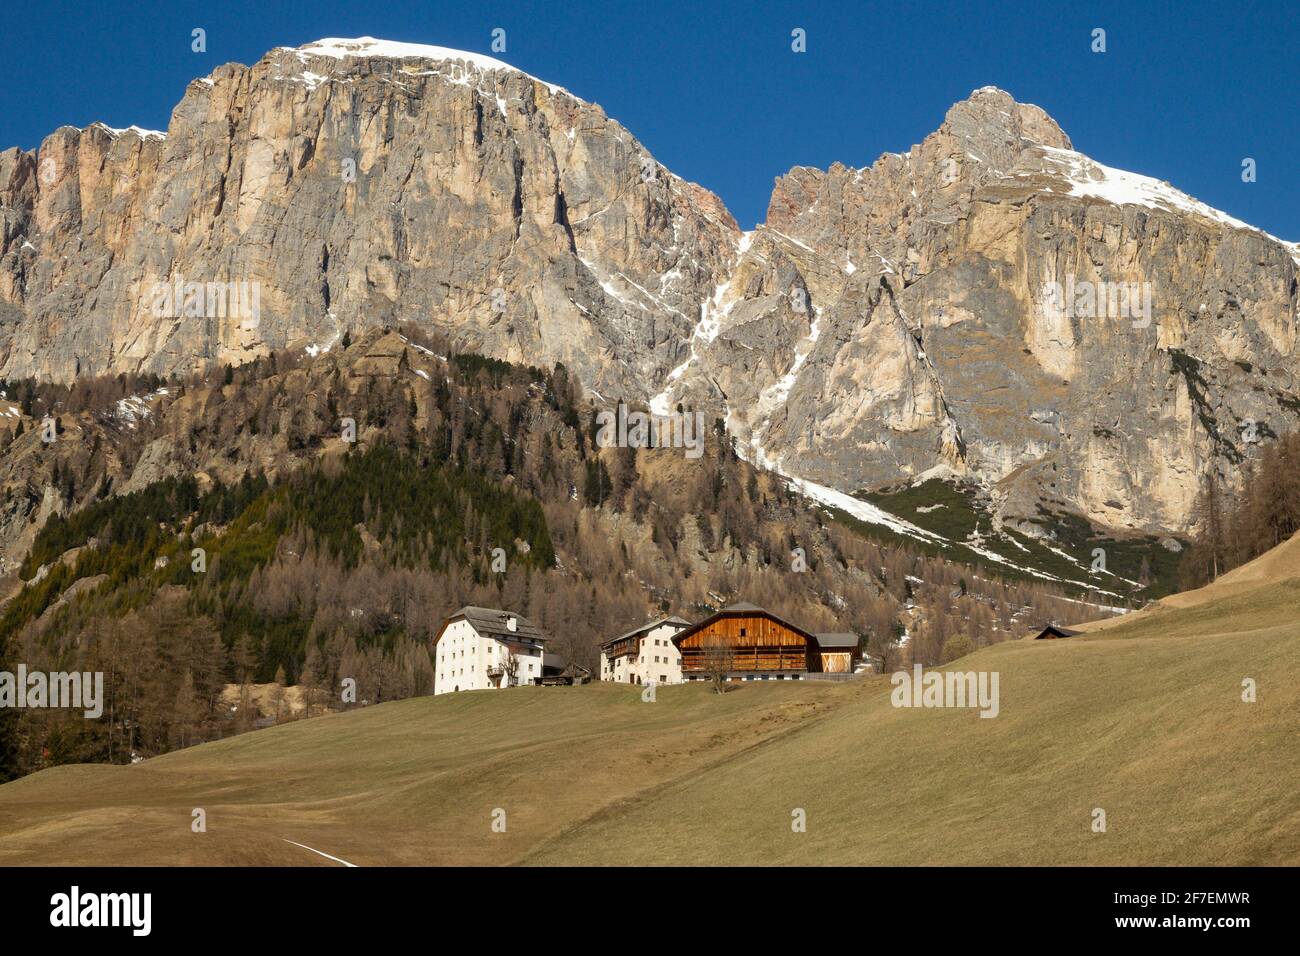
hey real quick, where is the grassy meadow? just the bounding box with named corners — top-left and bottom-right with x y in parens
top-left (1, 539), bottom-right (1297, 866)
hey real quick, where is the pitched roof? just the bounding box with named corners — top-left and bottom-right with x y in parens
top-left (1033, 625), bottom-right (1082, 639)
top-left (671, 604), bottom-right (858, 653)
top-left (814, 632), bottom-right (861, 648)
top-left (601, 614), bottom-right (692, 649)
top-left (543, 652), bottom-right (591, 676)
top-left (439, 606), bottom-right (547, 644)
top-left (671, 603), bottom-right (823, 647)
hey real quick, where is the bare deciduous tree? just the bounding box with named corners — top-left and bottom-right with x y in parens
top-left (489, 643), bottom-right (520, 688)
top-left (702, 634), bottom-right (734, 694)
top-left (867, 629), bottom-right (901, 675)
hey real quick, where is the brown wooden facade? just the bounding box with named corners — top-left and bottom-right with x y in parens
top-left (602, 635), bottom-right (638, 661)
top-left (674, 606), bottom-right (838, 676)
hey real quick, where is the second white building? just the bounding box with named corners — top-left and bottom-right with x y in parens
top-left (599, 615), bottom-right (690, 685)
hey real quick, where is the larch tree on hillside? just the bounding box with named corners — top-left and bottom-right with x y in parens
top-left (269, 665), bottom-right (287, 722)
top-left (300, 644), bottom-right (323, 719)
top-left (168, 670), bottom-right (201, 750)
top-left (1198, 470), bottom-right (1225, 581)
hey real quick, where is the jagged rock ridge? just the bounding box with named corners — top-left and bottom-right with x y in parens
top-left (2, 43), bottom-right (1298, 536)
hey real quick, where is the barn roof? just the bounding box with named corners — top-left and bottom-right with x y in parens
top-left (671, 603), bottom-right (824, 647)
top-left (601, 615), bottom-right (692, 649)
top-left (439, 606), bottom-right (548, 644)
top-left (1033, 625), bottom-right (1082, 639)
top-left (543, 652), bottom-right (590, 675)
top-left (814, 632), bottom-right (860, 648)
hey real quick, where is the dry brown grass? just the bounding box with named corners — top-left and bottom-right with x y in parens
top-left (525, 555), bottom-right (1300, 865)
top-left (0, 681), bottom-right (846, 865)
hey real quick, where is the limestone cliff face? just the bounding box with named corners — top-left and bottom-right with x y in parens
top-left (659, 87), bottom-right (1300, 535)
top-left (2, 48), bottom-right (1297, 536)
top-left (0, 38), bottom-right (739, 401)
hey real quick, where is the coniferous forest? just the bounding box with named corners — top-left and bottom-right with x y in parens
top-left (0, 326), bottom-right (1127, 780)
top-left (1179, 431), bottom-right (1300, 588)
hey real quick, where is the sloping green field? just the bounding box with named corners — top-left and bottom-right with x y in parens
top-left (1, 562), bottom-right (1296, 866)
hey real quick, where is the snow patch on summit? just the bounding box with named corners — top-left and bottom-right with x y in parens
top-left (1038, 145), bottom-right (1297, 253)
top-left (286, 37), bottom-right (573, 98)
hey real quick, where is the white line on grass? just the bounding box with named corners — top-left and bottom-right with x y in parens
top-left (283, 839), bottom-right (358, 867)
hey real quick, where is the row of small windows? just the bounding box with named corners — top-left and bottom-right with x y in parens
top-left (437, 660), bottom-right (537, 680)
top-left (438, 640), bottom-right (537, 663)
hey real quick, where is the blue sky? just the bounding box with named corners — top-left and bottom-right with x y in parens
top-left (2, 0), bottom-right (1296, 236)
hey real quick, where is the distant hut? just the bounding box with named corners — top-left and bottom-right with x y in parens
top-left (538, 653), bottom-right (592, 686)
top-left (1032, 625), bottom-right (1082, 640)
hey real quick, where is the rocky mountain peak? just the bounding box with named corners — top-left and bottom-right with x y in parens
top-left (945, 86), bottom-right (1072, 152)
top-left (0, 37), bottom-right (739, 401)
top-left (1, 49), bottom-right (1297, 541)
top-left (664, 89), bottom-right (1299, 539)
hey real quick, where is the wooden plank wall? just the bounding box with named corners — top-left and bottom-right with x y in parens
top-left (604, 637), bottom-right (637, 659)
top-left (678, 614), bottom-right (815, 672)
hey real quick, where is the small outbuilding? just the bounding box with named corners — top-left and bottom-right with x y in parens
top-left (813, 633), bottom-right (862, 673)
top-left (539, 653), bottom-right (592, 686)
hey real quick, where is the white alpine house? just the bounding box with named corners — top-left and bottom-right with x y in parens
top-left (433, 606), bottom-right (548, 695)
top-left (599, 616), bottom-right (691, 686)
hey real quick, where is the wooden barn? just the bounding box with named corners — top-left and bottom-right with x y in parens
top-left (672, 603), bottom-right (861, 681)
